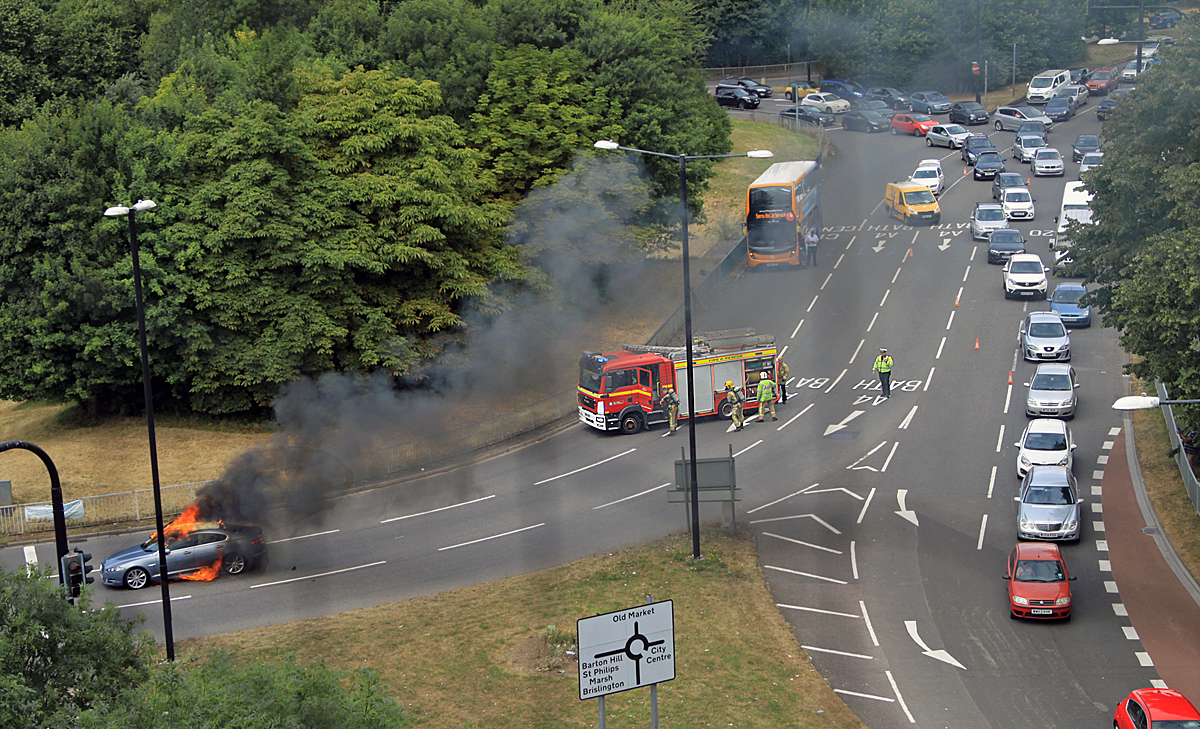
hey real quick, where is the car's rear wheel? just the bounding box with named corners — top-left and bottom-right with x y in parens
top-left (124, 567), bottom-right (150, 590)
top-left (995, 120), bottom-right (1003, 130)
top-left (223, 552), bottom-right (247, 575)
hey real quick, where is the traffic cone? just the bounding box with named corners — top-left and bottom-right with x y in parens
top-left (955, 292), bottom-right (960, 306)
top-left (907, 247), bottom-right (914, 259)
top-left (1008, 371), bottom-right (1013, 384)
top-left (975, 338), bottom-right (980, 350)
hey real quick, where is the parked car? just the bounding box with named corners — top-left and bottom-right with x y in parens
top-left (987, 228), bottom-right (1026, 263)
top-left (1114, 689), bottom-right (1200, 729)
top-left (1056, 84), bottom-right (1089, 108)
top-left (973, 202), bottom-right (1010, 241)
top-left (973, 151), bottom-right (1006, 179)
top-left (780, 105), bottom-right (836, 126)
top-left (1096, 87), bottom-right (1134, 121)
top-left (820, 79), bottom-right (866, 100)
top-left (1032, 148), bottom-right (1065, 177)
top-left (961, 134), bottom-right (996, 164)
top-left (949, 101), bottom-right (989, 125)
top-left (800, 92), bottom-right (850, 114)
top-left (715, 86), bottom-right (760, 109)
top-left (1003, 252), bottom-right (1049, 299)
top-left (1078, 151), bottom-right (1104, 176)
top-left (1020, 312), bottom-right (1070, 361)
top-left (1001, 187), bottom-right (1036, 220)
top-left (909, 159), bottom-right (945, 195)
top-left (926, 123), bottom-right (970, 149)
top-left (1043, 97), bottom-right (1074, 122)
top-left (908, 90), bottom-right (952, 114)
top-left (717, 77), bottom-right (772, 97)
top-left (1014, 465), bottom-right (1082, 539)
top-left (890, 112), bottom-right (937, 135)
top-left (1086, 67), bottom-right (1120, 95)
top-left (1148, 9), bottom-right (1184, 29)
top-left (1004, 542), bottom-right (1075, 619)
top-left (101, 523), bottom-right (267, 589)
top-left (783, 81), bottom-right (820, 101)
top-left (1015, 419), bottom-right (1075, 478)
top-left (1013, 134), bottom-right (1048, 163)
top-left (864, 86), bottom-right (912, 110)
top-left (1049, 283), bottom-right (1091, 327)
top-left (849, 97), bottom-right (898, 119)
top-left (842, 108), bottom-right (891, 132)
top-left (992, 172), bottom-right (1028, 200)
top-left (994, 106), bottom-right (1053, 132)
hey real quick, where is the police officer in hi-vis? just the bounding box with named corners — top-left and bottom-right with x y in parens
top-left (873, 348), bottom-right (894, 398)
top-left (756, 370), bottom-right (777, 422)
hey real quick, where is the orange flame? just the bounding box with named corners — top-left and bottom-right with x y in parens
top-left (181, 557), bottom-right (223, 582)
top-left (155, 503), bottom-right (224, 542)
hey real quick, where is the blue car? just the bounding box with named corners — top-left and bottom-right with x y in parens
top-left (1049, 283), bottom-right (1091, 327)
top-left (101, 522), bottom-right (267, 589)
top-left (909, 90), bottom-right (953, 114)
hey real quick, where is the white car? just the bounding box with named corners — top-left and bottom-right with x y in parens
top-left (1032, 148), bottom-right (1065, 177)
top-left (1014, 419), bottom-right (1076, 478)
top-left (1013, 134), bottom-right (1048, 163)
top-left (1122, 57), bottom-right (1160, 81)
top-left (1003, 253), bottom-right (1049, 299)
top-left (909, 159), bottom-right (945, 195)
top-left (1079, 151), bottom-right (1104, 176)
top-left (925, 123), bottom-right (970, 149)
top-left (1055, 85), bottom-right (1090, 108)
top-left (1001, 187), bottom-right (1036, 220)
top-left (801, 92), bottom-right (850, 114)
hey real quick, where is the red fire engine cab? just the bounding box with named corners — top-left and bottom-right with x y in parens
top-left (577, 329), bottom-right (780, 434)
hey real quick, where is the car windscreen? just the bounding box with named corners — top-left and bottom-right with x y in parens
top-left (1081, 153), bottom-right (1104, 165)
top-left (1076, 135), bottom-right (1100, 146)
top-left (1092, 71), bottom-right (1111, 80)
top-left (1006, 190), bottom-right (1032, 203)
top-left (1018, 107), bottom-right (1041, 116)
top-left (903, 190), bottom-right (936, 204)
top-left (967, 137), bottom-right (991, 148)
top-left (1031, 372), bottom-right (1072, 390)
top-left (909, 113), bottom-right (932, 122)
top-left (1014, 559), bottom-right (1066, 582)
top-left (977, 208), bottom-right (1005, 221)
top-left (1029, 321), bottom-right (1066, 338)
top-left (1026, 432), bottom-right (1068, 450)
top-left (960, 102), bottom-right (983, 111)
top-left (1024, 486), bottom-right (1074, 505)
top-left (944, 124), bottom-right (966, 134)
top-left (1011, 260), bottom-right (1043, 273)
top-left (1037, 150), bottom-right (1062, 160)
top-left (1022, 137), bottom-right (1046, 148)
top-left (991, 230), bottom-right (1022, 243)
top-left (913, 169), bottom-right (937, 179)
top-left (1030, 78), bottom-right (1054, 88)
top-left (925, 92), bottom-right (947, 101)
top-left (1047, 99), bottom-right (1070, 108)
top-left (579, 357), bottom-right (604, 392)
top-left (978, 153), bottom-right (1002, 163)
top-left (1052, 288), bottom-right (1086, 304)
top-left (861, 110), bottom-right (885, 119)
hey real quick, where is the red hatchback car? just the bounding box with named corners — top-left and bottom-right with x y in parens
top-left (1004, 542), bottom-right (1075, 619)
top-left (1114, 688), bottom-right (1200, 729)
top-left (890, 113), bottom-right (937, 136)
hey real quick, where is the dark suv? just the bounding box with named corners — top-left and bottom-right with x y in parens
top-left (714, 86), bottom-right (760, 109)
top-left (820, 79), bottom-right (866, 100)
top-left (961, 134), bottom-right (997, 164)
top-left (717, 77), bottom-right (772, 98)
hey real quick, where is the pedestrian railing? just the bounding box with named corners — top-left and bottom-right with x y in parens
top-left (1156, 381), bottom-right (1200, 517)
top-left (702, 62), bottom-right (822, 85)
top-left (0, 481), bottom-right (210, 538)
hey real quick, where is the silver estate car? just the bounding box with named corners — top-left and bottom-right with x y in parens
top-left (1020, 312), bottom-right (1071, 362)
top-left (1015, 465), bottom-right (1082, 541)
top-left (1025, 363), bottom-right (1079, 419)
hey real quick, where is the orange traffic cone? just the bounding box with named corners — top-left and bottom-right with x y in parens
top-left (975, 338), bottom-right (981, 350)
top-left (1008, 371), bottom-right (1013, 384)
top-left (955, 292), bottom-right (960, 306)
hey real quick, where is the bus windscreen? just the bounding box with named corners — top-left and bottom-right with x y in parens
top-left (747, 186), bottom-right (795, 252)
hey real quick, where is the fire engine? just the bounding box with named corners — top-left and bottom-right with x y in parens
top-left (577, 329), bottom-right (780, 434)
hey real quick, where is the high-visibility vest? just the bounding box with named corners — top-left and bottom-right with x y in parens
top-left (874, 355), bottom-right (893, 373)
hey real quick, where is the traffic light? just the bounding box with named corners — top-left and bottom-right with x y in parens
top-left (60, 549), bottom-right (94, 599)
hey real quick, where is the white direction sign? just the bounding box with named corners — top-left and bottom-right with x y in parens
top-left (578, 600), bottom-right (676, 700)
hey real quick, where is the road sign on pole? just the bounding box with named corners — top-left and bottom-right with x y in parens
top-left (577, 600), bottom-right (675, 701)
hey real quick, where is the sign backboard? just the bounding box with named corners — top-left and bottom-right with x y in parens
top-left (577, 600), bottom-right (675, 700)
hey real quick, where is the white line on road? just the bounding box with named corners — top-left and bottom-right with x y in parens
top-left (748, 484), bottom-right (818, 513)
top-left (1097, 454), bottom-right (1109, 464)
top-left (898, 405), bottom-right (917, 429)
top-left (1123, 626), bottom-right (1140, 640)
top-left (835, 689), bottom-right (895, 702)
top-left (821, 273), bottom-right (833, 290)
top-left (970, 245), bottom-right (977, 261)
top-left (382, 495), bottom-right (497, 524)
top-left (791, 319), bottom-right (804, 338)
top-left (857, 487), bottom-right (876, 524)
top-left (251, 562), bottom-right (387, 589)
top-left (534, 449), bottom-right (636, 485)
top-left (977, 514), bottom-right (988, 550)
top-left (593, 483), bottom-right (668, 510)
top-left (1113, 603), bottom-right (1128, 616)
top-left (835, 253), bottom-right (845, 268)
top-left (867, 312), bottom-right (879, 332)
top-left (886, 670), bottom-right (916, 724)
top-left (1100, 560), bottom-right (1112, 572)
top-left (988, 466), bottom-right (997, 498)
top-left (1152, 679), bottom-right (1168, 689)
top-left (1105, 581), bottom-right (1119, 593)
top-left (1004, 383), bottom-right (1012, 414)
top-left (1109, 427), bottom-right (1122, 436)
top-left (438, 524), bottom-right (545, 552)
top-left (963, 266), bottom-right (971, 282)
top-left (996, 424), bottom-right (1005, 453)
top-left (825, 369), bottom-right (847, 394)
top-left (777, 402), bottom-right (815, 431)
top-left (891, 267), bottom-right (902, 284)
top-left (750, 514), bottom-right (842, 534)
top-left (24, 545), bottom-right (37, 565)
top-left (1137, 652), bottom-right (1154, 667)
top-left (956, 286), bottom-right (964, 305)
top-left (801, 644), bottom-right (872, 659)
top-left (807, 295), bottom-right (819, 312)
top-left (936, 336), bottom-right (946, 359)
top-left (923, 366), bottom-right (934, 391)
top-left (765, 565), bottom-right (848, 585)
top-left (849, 339), bottom-right (865, 364)
top-left (881, 442), bottom-right (900, 472)
top-left (779, 603), bottom-right (859, 619)
top-left (880, 289), bottom-right (891, 307)
top-left (946, 310), bottom-right (956, 330)
top-left (733, 440), bottom-right (763, 458)
top-left (268, 529), bottom-right (341, 544)
top-left (847, 441), bottom-right (888, 470)
top-left (779, 344), bottom-right (789, 357)
top-left (851, 540), bottom-right (858, 579)
top-left (860, 600), bottom-right (878, 646)
top-left (763, 532), bottom-right (842, 554)
top-left (1103, 440), bottom-right (1115, 450)
top-left (117, 595), bottom-right (193, 609)
top-left (806, 486), bottom-right (865, 500)
top-left (847, 233), bottom-right (859, 248)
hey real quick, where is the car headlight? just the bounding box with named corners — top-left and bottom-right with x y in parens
top-left (907, 207), bottom-right (917, 214)
top-left (1027, 397), bottom-right (1038, 408)
top-left (1012, 595), bottom-right (1029, 605)
top-left (105, 566), bottom-right (121, 572)
top-left (1020, 518), bottom-right (1035, 530)
top-left (1019, 454), bottom-right (1031, 466)
top-left (1055, 596), bottom-right (1071, 606)
top-left (1064, 519), bottom-right (1078, 531)
top-left (1057, 456), bottom-right (1069, 466)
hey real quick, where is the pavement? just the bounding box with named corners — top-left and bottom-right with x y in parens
top-left (1106, 419), bottom-right (1200, 702)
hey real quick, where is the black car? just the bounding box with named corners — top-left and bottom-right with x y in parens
top-left (780, 105), bottom-right (835, 126)
top-left (1096, 87), bottom-right (1133, 121)
top-left (961, 134), bottom-right (997, 164)
top-left (100, 523), bottom-right (268, 589)
top-left (1149, 8), bottom-right (1183, 28)
top-left (1044, 97), bottom-right (1074, 122)
top-left (865, 86), bottom-right (912, 110)
top-left (1068, 68), bottom-right (1091, 85)
top-left (949, 101), bottom-right (989, 125)
top-left (992, 172), bottom-right (1027, 200)
top-left (987, 229), bottom-right (1027, 264)
top-left (842, 109), bottom-right (890, 132)
top-left (717, 77), bottom-right (772, 98)
top-left (973, 151), bottom-right (1006, 179)
top-left (849, 97), bottom-right (897, 119)
top-left (1071, 134), bottom-right (1102, 162)
top-left (715, 86), bottom-right (760, 109)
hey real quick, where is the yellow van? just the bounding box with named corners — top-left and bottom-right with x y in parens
top-left (884, 180), bottom-right (941, 225)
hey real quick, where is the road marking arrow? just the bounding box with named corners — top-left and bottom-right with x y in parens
top-left (847, 441), bottom-right (888, 471)
top-left (894, 489), bottom-right (919, 525)
top-left (824, 410), bottom-right (864, 436)
top-left (937, 240), bottom-right (951, 251)
top-left (905, 620), bottom-right (966, 669)
top-left (872, 242), bottom-right (886, 253)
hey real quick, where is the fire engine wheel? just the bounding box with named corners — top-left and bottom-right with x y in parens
top-left (223, 553), bottom-right (247, 575)
top-left (719, 400), bottom-right (734, 418)
top-left (124, 567), bottom-right (150, 590)
top-left (619, 411), bottom-right (643, 435)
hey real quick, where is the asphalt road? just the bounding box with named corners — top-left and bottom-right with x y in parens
top-left (4, 92), bottom-right (1170, 727)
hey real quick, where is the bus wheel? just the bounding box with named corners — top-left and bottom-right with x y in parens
top-left (619, 412), bottom-right (643, 435)
top-left (719, 400), bottom-right (734, 418)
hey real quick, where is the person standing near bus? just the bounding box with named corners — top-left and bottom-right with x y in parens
top-left (805, 229), bottom-right (819, 267)
top-left (873, 348), bottom-right (894, 398)
top-left (756, 371), bottom-right (777, 422)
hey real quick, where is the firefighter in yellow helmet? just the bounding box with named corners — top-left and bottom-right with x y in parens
top-left (756, 370), bottom-right (777, 422)
top-left (660, 385), bottom-right (680, 435)
top-left (777, 359), bottom-right (790, 404)
top-left (724, 380), bottom-right (745, 431)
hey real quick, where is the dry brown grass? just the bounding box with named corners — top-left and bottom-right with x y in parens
top-left (181, 526), bottom-right (868, 729)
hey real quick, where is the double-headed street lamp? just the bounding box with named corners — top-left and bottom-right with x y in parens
top-left (102, 199), bottom-right (175, 661)
top-left (593, 141), bottom-right (774, 559)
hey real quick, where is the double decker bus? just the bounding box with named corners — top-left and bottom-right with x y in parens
top-left (745, 161), bottom-right (821, 268)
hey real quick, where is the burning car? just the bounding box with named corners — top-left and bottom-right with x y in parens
top-left (101, 505), bottom-right (267, 589)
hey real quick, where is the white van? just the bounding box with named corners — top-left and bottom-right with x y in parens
top-left (1052, 181), bottom-right (1094, 271)
top-left (1027, 69), bottom-right (1071, 104)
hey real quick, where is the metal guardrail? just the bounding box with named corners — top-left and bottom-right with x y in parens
top-left (1156, 381), bottom-right (1200, 517)
top-left (702, 62), bottom-right (822, 84)
top-left (0, 481), bottom-right (209, 538)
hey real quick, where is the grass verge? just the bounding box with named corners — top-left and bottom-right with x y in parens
top-left (182, 525), bottom-right (867, 729)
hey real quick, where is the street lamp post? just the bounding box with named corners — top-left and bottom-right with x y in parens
top-left (103, 199), bottom-right (175, 661)
top-left (1113, 395), bottom-right (1200, 410)
top-left (593, 141), bottom-right (773, 559)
